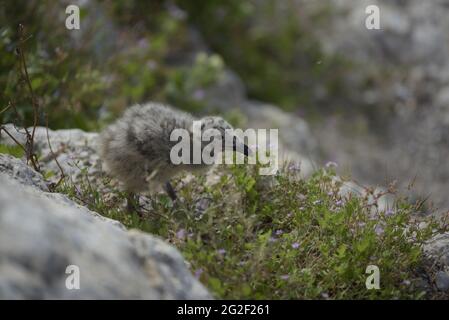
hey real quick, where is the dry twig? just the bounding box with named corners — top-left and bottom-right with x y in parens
top-left (0, 24), bottom-right (65, 188)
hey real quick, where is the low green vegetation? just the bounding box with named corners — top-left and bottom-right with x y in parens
top-left (0, 144), bottom-right (24, 158)
top-left (57, 163), bottom-right (446, 299)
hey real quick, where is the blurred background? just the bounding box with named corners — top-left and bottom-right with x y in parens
top-left (1, 0), bottom-right (448, 211)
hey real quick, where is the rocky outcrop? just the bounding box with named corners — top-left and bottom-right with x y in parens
top-left (0, 154), bottom-right (211, 299)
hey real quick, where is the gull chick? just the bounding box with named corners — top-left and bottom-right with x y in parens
top-left (99, 102), bottom-right (250, 210)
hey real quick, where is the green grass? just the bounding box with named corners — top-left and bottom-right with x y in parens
top-left (0, 143), bottom-right (24, 158)
top-left (56, 163), bottom-right (446, 299)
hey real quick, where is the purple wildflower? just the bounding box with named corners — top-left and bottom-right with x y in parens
top-left (176, 229), bottom-right (186, 240)
top-left (138, 38), bottom-right (149, 49)
top-left (275, 230), bottom-right (283, 236)
top-left (194, 268), bottom-right (204, 279)
top-left (280, 275), bottom-right (290, 280)
top-left (292, 242), bottom-right (300, 249)
top-left (217, 248), bottom-right (226, 255)
top-left (193, 89), bottom-right (205, 100)
top-left (374, 225), bottom-right (384, 236)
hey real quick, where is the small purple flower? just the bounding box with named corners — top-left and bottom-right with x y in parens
top-left (194, 268), bottom-right (204, 279)
top-left (335, 200), bottom-right (343, 206)
top-left (268, 237), bottom-right (277, 243)
top-left (176, 229), bottom-right (186, 240)
top-left (374, 225), bottom-right (384, 236)
top-left (138, 38), bottom-right (149, 49)
top-left (280, 275), bottom-right (290, 280)
top-left (292, 242), bottom-right (300, 249)
top-left (193, 89), bottom-right (205, 100)
top-left (217, 248), bottom-right (226, 255)
top-left (275, 230), bottom-right (283, 236)
top-left (327, 191), bottom-right (333, 196)
top-left (385, 209), bottom-right (395, 216)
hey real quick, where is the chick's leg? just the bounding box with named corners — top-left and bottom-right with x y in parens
top-left (164, 181), bottom-right (177, 201)
top-left (126, 192), bottom-right (142, 216)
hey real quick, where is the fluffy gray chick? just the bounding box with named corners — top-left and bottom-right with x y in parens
top-left (99, 102), bottom-right (250, 206)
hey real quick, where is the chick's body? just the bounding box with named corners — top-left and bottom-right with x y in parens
top-left (99, 102), bottom-right (196, 193)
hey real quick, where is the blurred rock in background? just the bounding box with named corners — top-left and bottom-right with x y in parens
top-left (298, 0), bottom-right (449, 212)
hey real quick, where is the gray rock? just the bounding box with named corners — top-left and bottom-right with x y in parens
top-left (201, 69), bottom-right (247, 111)
top-left (435, 271), bottom-right (449, 292)
top-left (243, 101), bottom-right (317, 158)
top-left (0, 156), bottom-right (211, 299)
top-left (0, 154), bottom-right (49, 191)
top-left (425, 232), bottom-right (449, 267)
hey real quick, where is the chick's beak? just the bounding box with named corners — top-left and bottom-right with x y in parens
top-left (232, 136), bottom-right (252, 157)
top-left (243, 143), bottom-right (251, 157)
